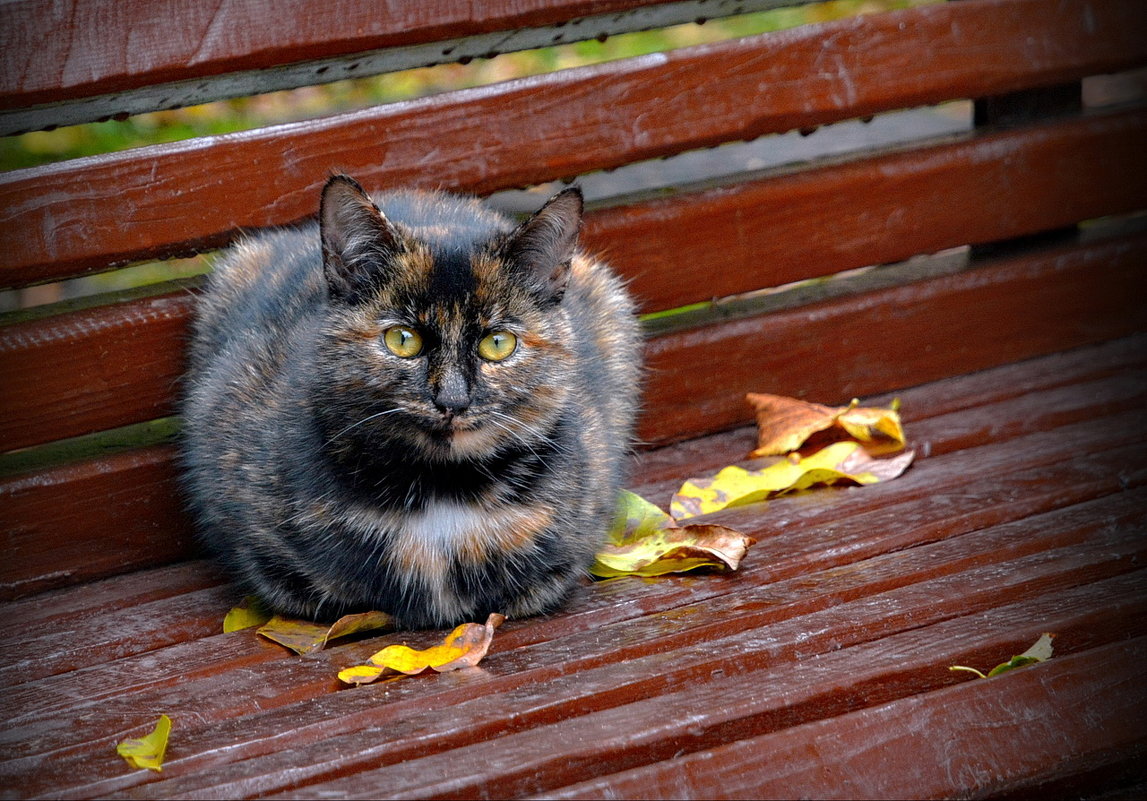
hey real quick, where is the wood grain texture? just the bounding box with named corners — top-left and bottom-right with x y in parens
top-left (3, 0), bottom-right (1145, 287)
top-left (640, 231), bottom-right (1147, 446)
top-left (539, 636), bottom-right (1147, 800)
top-left (0, 0), bottom-right (686, 108)
top-left (0, 291), bottom-right (194, 451)
top-left (0, 444), bottom-right (193, 601)
top-left (3, 114), bottom-right (1144, 451)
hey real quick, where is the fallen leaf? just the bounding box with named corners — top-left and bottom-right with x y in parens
top-left (746, 393), bottom-right (906, 457)
top-left (591, 490), bottom-right (756, 577)
top-left (223, 596), bottom-right (272, 633)
top-left (671, 441), bottom-right (914, 520)
top-left (338, 613), bottom-right (505, 685)
top-left (950, 632), bottom-right (1056, 679)
top-left (258, 610), bottom-right (392, 655)
top-left (116, 714), bottom-right (171, 772)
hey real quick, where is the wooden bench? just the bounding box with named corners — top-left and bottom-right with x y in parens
top-left (3, 0), bottom-right (1146, 796)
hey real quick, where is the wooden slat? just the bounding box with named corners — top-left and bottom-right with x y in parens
top-left (0, 0), bottom-right (692, 106)
top-left (641, 231), bottom-right (1147, 446)
top-left (3, 0), bottom-right (1144, 287)
top-left (0, 291), bottom-right (193, 452)
top-left (4, 114), bottom-right (1145, 453)
top-left (0, 445), bottom-right (193, 601)
top-left (0, 0), bottom-right (814, 134)
top-left (595, 108), bottom-right (1147, 312)
top-left (539, 637), bottom-right (1147, 800)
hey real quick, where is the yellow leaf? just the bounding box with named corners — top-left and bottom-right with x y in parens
top-left (746, 393), bottom-right (906, 458)
top-left (116, 714), bottom-right (171, 772)
top-left (258, 610), bottom-right (392, 655)
top-left (671, 442), bottom-right (913, 520)
top-left (592, 490), bottom-right (756, 577)
top-left (336, 664), bottom-right (387, 684)
top-left (592, 522), bottom-right (755, 577)
top-left (338, 613), bottom-right (505, 685)
top-left (223, 595), bottom-right (272, 633)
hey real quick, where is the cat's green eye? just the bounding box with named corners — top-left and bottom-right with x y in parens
top-left (383, 326), bottom-right (423, 358)
top-left (478, 331), bottom-right (517, 362)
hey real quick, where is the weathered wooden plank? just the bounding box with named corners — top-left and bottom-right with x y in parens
top-left (0, 445), bottom-right (193, 601)
top-left (10, 493), bottom-right (1147, 798)
top-left (3, 0), bottom-right (1144, 286)
top-left (0, 291), bottom-right (194, 452)
top-left (539, 636), bottom-right (1147, 800)
top-left (238, 583), bottom-right (1147, 800)
top-left (640, 231), bottom-right (1147, 446)
top-left (0, 0), bottom-right (812, 133)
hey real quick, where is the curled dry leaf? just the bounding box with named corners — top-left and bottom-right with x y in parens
top-left (258, 610), bottom-right (392, 655)
top-left (591, 490), bottom-right (756, 577)
top-left (671, 441), bottom-right (915, 520)
top-left (223, 595), bottom-right (272, 633)
top-left (950, 632), bottom-right (1056, 679)
top-left (746, 393), bottom-right (906, 457)
top-left (115, 714), bottom-right (171, 772)
top-left (338, 613), bottom-right (505, 685)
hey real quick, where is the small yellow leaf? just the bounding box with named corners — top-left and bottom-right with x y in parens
top-left (671, 442), bottom-right (914, 520)
top-left (337, 664), bottom-right (387, 684)
top-left (338, 613), bottom-right (505, 685)
top-left (116, 714), bottom-right (171, 772)
top-left (258, 610), bottom-right (392, 655)
top-left (223, 596), bottom-right (272, 633)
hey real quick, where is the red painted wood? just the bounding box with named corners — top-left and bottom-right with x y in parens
top-left (3, 114), bottom-right (1144, 451)
top-left (3, 0), bottom-right (1144, 287)
top-left (0, 0), bottom-right (680, 108)
top-left (539, 637), bottom-right (1147, 800)
top-left (639, 232), bottom-right (1147, 446)
top-left (0, 444), bottom-right (193, 601)
top-left (9, 493), bottom-right (1147, 797)
top-left (0, 291), bottom-right (194, 451)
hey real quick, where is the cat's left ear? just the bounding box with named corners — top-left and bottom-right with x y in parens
top-left (502, 187), bottom-right (582, 305)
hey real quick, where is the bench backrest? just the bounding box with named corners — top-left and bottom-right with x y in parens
top-left (3, 0), bottom-right (1146, 600)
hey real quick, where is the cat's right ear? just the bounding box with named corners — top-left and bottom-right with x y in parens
top-left (320, 174), bottom-right (403, 302)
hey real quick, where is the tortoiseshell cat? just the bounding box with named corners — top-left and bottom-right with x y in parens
top-left (181, 175), bottom-right (640, 628)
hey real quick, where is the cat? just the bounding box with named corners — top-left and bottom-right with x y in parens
top-left (181, 174), bottom-right (641, 628)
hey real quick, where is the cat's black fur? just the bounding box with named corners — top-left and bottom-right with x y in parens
top-left (181, 175), bottom-right (640, 628)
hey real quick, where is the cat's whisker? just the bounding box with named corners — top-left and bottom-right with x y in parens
top-left (325, 407), bottom-right (404, 445)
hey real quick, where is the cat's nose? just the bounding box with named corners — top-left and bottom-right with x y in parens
top-left (433, 371), bottom-right (471, 416)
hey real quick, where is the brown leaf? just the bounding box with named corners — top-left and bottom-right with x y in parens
top-left (257, 610), bottom-right (392, 655)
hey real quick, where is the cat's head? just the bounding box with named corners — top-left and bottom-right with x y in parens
top-left (313, 174), bottom-right (583, 462)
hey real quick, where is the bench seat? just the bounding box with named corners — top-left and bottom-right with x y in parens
top-left (4, 333), bottom-right (1145, 798)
